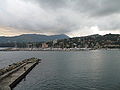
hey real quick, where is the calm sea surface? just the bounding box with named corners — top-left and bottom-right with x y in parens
top-left (0, 50), bottom-right (120, 90)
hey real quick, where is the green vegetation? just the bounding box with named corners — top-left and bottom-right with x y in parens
top-left (0, 34), bottom-right (120, 49)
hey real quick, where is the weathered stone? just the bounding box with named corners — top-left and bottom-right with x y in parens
top-left (0, 57), bottom-right (40, 90)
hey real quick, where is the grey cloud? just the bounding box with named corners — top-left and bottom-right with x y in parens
top-left (0, 0), bottom-right (120, 36)
top-left (92, 0), bottom-right (120, 16)
top-left (27, 0), bottom-right (120, 16)
top-left (26, 0), bottom-right (67, 9)
top-left (67, 0), bottom-right (120, 17)
top-left (99, 20), bottom-right (120, 31)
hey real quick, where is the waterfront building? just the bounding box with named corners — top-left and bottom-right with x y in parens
top-left (42, 43), bottom-right (48, 48)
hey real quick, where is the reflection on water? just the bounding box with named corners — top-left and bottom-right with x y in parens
top-left (0, 50), bottom-right (120, 90)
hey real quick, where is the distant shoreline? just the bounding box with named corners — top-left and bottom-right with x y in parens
top-left (0, 48), bottom-right (119, 51)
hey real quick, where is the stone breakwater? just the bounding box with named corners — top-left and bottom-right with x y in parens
top-left (0, 57), bottom-right (41, 90)
top-left (0, 57), bottom-right (40, 76)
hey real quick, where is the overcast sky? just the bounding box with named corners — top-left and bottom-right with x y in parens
top-left (0, 0), bottom-right (120, 37)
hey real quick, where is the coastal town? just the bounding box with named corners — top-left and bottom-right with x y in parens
top-left (0, 33), bottom-right (120, 51)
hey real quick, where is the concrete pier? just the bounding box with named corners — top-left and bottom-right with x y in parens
top-left (0, 58), bottom-right (41, 90)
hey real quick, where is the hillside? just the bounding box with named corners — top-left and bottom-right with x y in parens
top-left (0, 34), bottom-right (69, 43)
top-left (46, 33), bottom-right (120, 49)
top-left (0, 33), bottom-right (120, 49)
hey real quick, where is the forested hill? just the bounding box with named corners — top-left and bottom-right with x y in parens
top-left (46, 33), bottom-right (120, 49)
top-left (0, 34), bottom-right (69, 43)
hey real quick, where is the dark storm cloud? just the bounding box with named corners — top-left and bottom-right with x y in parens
top-left (28, 0), bottom-right (120, 16)
top-left (90, 0), bottom-right (120, 16)
top-left (34, 0), bottom-right (66, 9)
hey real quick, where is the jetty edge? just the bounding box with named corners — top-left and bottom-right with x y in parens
top-left (0, 57), bottom-right (41, 90)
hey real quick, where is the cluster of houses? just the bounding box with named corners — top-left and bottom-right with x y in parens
top-left (1, 34), bottom-right (119, 51)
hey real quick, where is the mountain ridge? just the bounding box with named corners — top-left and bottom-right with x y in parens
top-left (0, 34), bottom-right (69, 43)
